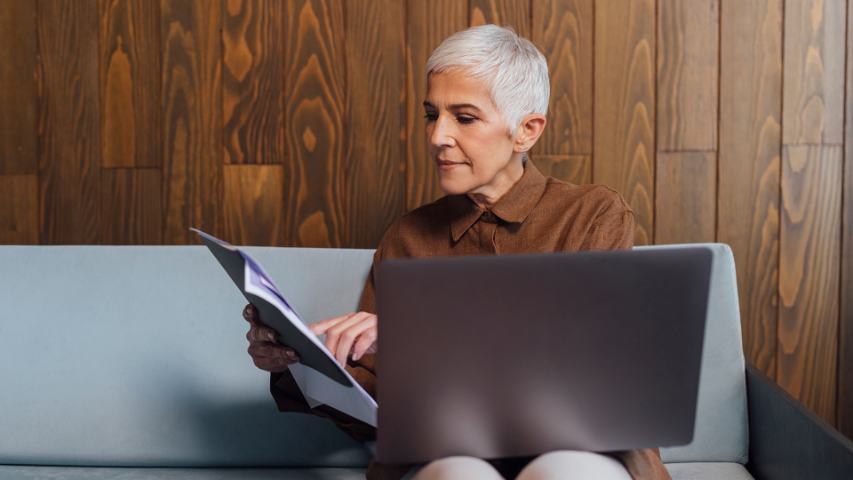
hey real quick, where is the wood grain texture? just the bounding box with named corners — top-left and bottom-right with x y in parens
top-left (0, 175), bottom-right (38, 244)
top-left (782, 0), bottom-right (846, 145)
top-left (405, 0), bottom-right (467, 211)
top-left (100, 168), bottom-right (162, 244)
top-left (654, 152), bottom-right (716, 244)
top-left (344, 0), bottom-right (406, 248)
top-left (656, 0), bottom-right (719, 151)
top-left (99, 0), bottom-right (160, 168)
top-left (37, 0), bottom-right (101, 244)
top-left (717, 0), bottom-right (782, 378)
top-left (470, 0), bottom-right (531, 38)
top-left (0, 0), bottom-right (38, 175)
top-left (223, 0), bottom-right (285, 164)
top-left (161, 0), bottom-right (223, 243)
top-left (283, 0), bottom-right (346, 247)
top-left (223, 165), bottom-right (283, 245)
top-left (531, 155), bottom-right (590, 185)
top-left (593, 0), bottom-right (656, 245)
top-left (778, 145), bottom-right (842, 425)
top-left (532, 0), bottom-right (593, 156)
top-left (839, 1), bottom-right (853, 439)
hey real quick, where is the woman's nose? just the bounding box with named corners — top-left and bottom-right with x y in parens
top-left (429, 115), bottom-right (455, 148)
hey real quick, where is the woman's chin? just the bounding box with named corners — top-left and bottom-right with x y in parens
top-left (438, 176), bottom-right (471, 196)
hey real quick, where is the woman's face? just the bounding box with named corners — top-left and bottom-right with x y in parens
top-left (424, 70), bottom-right (522, 197)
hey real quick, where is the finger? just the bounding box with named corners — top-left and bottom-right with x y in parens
top-left (248, 343), bottom-right (299, 361)
top-left (326, 312), bottom-right (374, 366)
top-left (242, 304), bottom-right (259, 324)
top-left (351, 322), bottom-right (378, 361)
top-left (246, 324), bottom-right (278, 343)
top-left (310, 312), bottom-right (357, 335)
top-left (253, 356), bottom-right (295, 372)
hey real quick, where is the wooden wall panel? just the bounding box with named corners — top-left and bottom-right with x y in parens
top-left (782, 0), bottom-right (846, 145)
top-left (222, 0), bottom-right (285, 165)
top-left (100, 168), bottom-right (162, 244)
top-left (532, 0), bottom-right (593, 156)
top-left (99, 0), bottom-right (160, 168)
top-left (654, 152), bottom-right (716, 244)
top-left (161, 0), bottom-right (223, 243)
top-left (593, 0), bottom-right (656, 245)
top-left (840, 0), bottom-right (853, 440)
top-left (531, 155), bottom-right (590, 186)
top-left (0, 175), bottom-right (38, 244)
top-left (0, 0), bottom-right (38, 175)
top-left (283, 0), bottom-right (346, 247)
top-left (778, 145), bottom-right (842, 424)
top-left (343, 0), bottom-right (406, 248)
top-left (223, 165), bottom-right (283, 245)
top-left (405, 0), bottom-right (467, 211)
top-left (37, 0), bottom-right (101, 244)
top-left (470, 0), bottom-right (530, 38)
top-left (717, 0), bottom-right (782, 378)
top-left (656, 0), bottom-right (719, 151)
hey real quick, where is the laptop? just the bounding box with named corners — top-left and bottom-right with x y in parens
top-left (374, 247), bottom-right (712, 464)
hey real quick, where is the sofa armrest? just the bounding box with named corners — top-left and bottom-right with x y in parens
top-left (745, 364), bottom-right (853, 479)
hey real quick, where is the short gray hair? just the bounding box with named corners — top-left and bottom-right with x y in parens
top-left (426, 24), bottom-right (550, 135)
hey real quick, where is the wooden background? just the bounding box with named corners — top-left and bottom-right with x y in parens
top-left (0, 0), bottom-right (851, 438)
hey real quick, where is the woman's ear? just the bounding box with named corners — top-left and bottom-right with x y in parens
top-left (513, 114), bottom-right (547, 153)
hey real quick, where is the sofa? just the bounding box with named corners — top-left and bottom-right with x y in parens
top-left (0, 243), bottom-right (850, 479)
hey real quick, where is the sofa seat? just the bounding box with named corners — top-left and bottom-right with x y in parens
top-left (0, 463), bottom-right (753, 480)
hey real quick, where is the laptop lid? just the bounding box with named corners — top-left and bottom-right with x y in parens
top-left (375, 247), bottom-right (712, 464)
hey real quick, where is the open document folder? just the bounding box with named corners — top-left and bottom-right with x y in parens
top-left (192, 228), bottom-right (377, 427)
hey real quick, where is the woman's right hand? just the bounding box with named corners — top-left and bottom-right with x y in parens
top-left (243, 304), bottom-right (300, 372)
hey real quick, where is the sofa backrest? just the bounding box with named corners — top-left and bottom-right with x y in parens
top-left (0, 243), bottom-right (747, 467)
top-left (0, 246), bottom-right (374, 468)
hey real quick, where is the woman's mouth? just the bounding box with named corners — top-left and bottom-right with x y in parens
top-left (437, 160), bottom-right (465, 170)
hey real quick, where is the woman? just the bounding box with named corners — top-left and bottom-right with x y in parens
top-left (243, 25), bottom-right (671, 480)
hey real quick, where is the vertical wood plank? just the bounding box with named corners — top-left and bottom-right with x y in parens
top-left (283, 0), bottom-right (346, 247)
top-left (100, 168), bottom-right (162, 244)
top-left (654, 152), bottom-right (716, 244)
top-left (161, 0), bottom-right (223, 243)
top-left (222, 0), bottom-right (285, 164)
top-left (778, 145), bottom-right (842, 424)
top-left (531, 155), bottom-right (591, 185)
top-left (0, 175), bottom-right (38, 244)
top-left (657, 0), bottom-right (719, 151)
top-left (100, 0), bottom-right (160, 168)
top-left (0, 0), bottom-right (38, 175)
top-left (531, 0), bottom-right (593, 156)
top-left (717, 0), bottom-right (782, 378)
top-left (405, 0), bottom-right (467, 211)
top-left (839, 0), bottom-right (853, 439)
top-left (593, 0), bottom-right (655, 245)
top-left (783, 0), bottom-right (846, 144)
top-left (344, 0), bottom-right (406, 248)
top-left (223, 164), bottom-right (283, 245)
top-left (470, 0), bottom-right (531, 38)
top-left (37, 0), bottom-right (101, 244)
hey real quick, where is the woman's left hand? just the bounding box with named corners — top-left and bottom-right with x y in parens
top-left (309, 312), bottom-right (377, 367)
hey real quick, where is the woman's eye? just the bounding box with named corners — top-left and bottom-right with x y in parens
top-left (424, 113), bottom-right (438, 122)
top-left (456, 115), bottom-right (476, 125)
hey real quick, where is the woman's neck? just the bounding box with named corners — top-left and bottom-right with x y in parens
top-left (466, 156), bottom-right (525, 209)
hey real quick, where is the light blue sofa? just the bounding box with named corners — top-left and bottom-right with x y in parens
top-left (0, 244), bottom-right (850, 479)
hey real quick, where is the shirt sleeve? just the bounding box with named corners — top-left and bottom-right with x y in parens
top-left (579, 195), bottom-right (636, 251)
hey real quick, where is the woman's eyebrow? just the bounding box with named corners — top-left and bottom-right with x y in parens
top-left (422, 101), bottom-right (483, 112)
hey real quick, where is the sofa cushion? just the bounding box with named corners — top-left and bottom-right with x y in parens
top-left (665, 462), bottom-right (755, 480)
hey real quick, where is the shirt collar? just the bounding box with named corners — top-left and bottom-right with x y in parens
top-left (449, 161), bottom-right (548, 242)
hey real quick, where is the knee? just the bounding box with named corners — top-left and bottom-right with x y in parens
top-left (516, 451), bottom-right (631, 480)
top-left (412, 456), bottom-right (503, 480)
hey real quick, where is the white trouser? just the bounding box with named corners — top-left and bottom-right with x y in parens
top-left (410, 451), bottom-right (632, 480)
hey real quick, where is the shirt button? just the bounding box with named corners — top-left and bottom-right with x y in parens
top-left (481, 211), bottom-right (498, 223)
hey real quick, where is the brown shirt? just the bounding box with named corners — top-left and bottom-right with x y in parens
top-left (270, 161), bottom-right (670, 480)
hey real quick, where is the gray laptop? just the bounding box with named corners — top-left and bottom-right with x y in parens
top-left (375, 247), bottom-right (712, 464)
